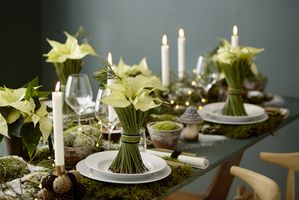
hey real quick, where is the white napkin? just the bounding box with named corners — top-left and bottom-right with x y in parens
top-left (146, 149), bottom-right (209, 169)
top-left (198, 133), bottom-right (228, 146)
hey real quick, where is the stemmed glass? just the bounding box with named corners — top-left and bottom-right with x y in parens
top-left (65, 74), bottom-right (93, 126)
top-left (195, 56), bottom-right (218, 97)
top-left (94, 88), bottom-right (119, 149)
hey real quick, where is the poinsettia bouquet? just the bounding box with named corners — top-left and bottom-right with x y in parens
top-left (0, 77), bottom-right (52, 158)
top-left (44, 31), bottom-right (97, 86)
top-left (101, 61), bottom-right (166, 174)
top-left (213, 39), bottom-right (264, 116)
top-left (93, 57), bottom-right (152, 89)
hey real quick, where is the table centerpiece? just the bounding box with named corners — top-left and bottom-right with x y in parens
top-left (100, 59), bottom-right (166, 174)
top-left (43, 30), bottom-right (97, 114)
top-left (213, 39), bottom-right (264, 116)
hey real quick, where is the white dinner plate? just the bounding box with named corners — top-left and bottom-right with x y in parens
top-left (76, 159), bottom-right (171, 184)
top-left (199, 102), bottom-right (268, 125)
top-left (85, 151), bottom-right (167, 180)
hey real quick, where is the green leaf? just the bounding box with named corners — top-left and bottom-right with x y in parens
top-left (24, 77), bottom-right (39, 100)
top-left (38, 91), bottom-right (51, 98)
top-left (0, 113), bottom-right (9, 138)
top-left (22, 76), bottom-right (39, 88)
top-left (6, 109), bottom-right (20, 124)
top-left (7, 117), bottom-right (24, 137)
top-left (38, 116), bottom-right (52, 143)
top-left (21, 123), bottom-right (41, 159)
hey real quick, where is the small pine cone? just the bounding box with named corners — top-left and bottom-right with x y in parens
top-left (53, 175), bottom-right (72, 194)
top-left (69, 170), bottom-right (81, 182)
top-left (36, 188), bottom-right (53, 200)
top-left (41, 174), bottom-right (56, 191)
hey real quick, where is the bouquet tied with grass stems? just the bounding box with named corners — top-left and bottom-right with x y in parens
top-left (43, 31), bottom-right (97, 86)
top-left (213, 40), bottom-right (264, 116)
top-left (101, 65), bottom-right (166, 174)
top-left (44, 30), bottom-right (97, 114)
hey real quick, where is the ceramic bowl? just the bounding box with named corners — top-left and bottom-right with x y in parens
top-left (147, 121), bottom-right (183, 150)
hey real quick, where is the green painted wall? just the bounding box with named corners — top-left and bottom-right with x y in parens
top-left (0, 1), bottom-right (41, 88)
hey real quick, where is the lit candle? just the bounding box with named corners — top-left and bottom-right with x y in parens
top-left (107, 52), bottom-right (117, 122)
top-left (231, 25), bottom-right (239, 48)
top-left (178, 28), bottom-right (185, 80)
top-left (161, 34), bottom-right (170, 87)
top-left (52, 81), bottom-right (65, 167)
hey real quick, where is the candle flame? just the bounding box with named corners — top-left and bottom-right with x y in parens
top-left (233, 25), bottom-right (238, 36)
top-left (55, 81), bottom-right (60, 92)
top-left (107, 52), bottom-right (113, 65)
top-left (162, 34), bottom-right (167, 45)
top-left (179, 28), bottom-right (184, 37)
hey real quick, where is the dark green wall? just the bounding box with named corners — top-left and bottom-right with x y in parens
top-left (0, 1), bottom-right (41, 88)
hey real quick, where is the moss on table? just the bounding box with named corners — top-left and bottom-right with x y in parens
top-left (0, 156), bottom-right (30, 182)
top-left (199, 106), bottom-right (285, 138)
top-left (81, 164), bottom-right (193, 200)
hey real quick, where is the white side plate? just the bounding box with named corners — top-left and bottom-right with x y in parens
top-left (84, 151), bottom-right (167, 180)
top-left (76, 159), bottom-right (171, 184)
top-left (199, 102), bottom-right (268, 124)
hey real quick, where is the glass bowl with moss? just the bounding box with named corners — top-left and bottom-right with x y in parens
top-left (147, 121), bottom-right (183, 150)
top-left (63, 128), bottom-right (95, 166)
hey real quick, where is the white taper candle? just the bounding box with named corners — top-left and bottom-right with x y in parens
top-left (161, 34), bottom-right (170, 87)
top-left (52, 81), bottom-right (65, 166)
top-left (178, 28), bottom-right (186, 80)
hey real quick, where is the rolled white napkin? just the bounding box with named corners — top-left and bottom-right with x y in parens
top-left (146, 149), bottom-right (209, 169)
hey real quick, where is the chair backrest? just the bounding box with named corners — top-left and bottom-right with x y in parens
top-left (260, 152), bottom-right (299, 200)
top-left (230, 166), bottom-right (280, 200)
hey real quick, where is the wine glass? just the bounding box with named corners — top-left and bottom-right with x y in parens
top-left (94, 88), bottom-right (119, 149)
top-left (65, 74), bottom-right (93, 126)
top-left (195, 56), bottom-right (218, 95)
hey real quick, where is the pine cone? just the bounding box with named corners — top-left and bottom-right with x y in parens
top-left (41, 174), bottom-right (56, 191)
top-left (36, 188), bottom-right (53, 200)
top-left (53, 175), bottom-right (72, 194)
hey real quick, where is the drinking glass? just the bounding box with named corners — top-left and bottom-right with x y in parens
top-left (94, 88), bottom-right (119, 149)
top-left (195, 56), bottom-right (218, 94)
top-left (65, 74), bottom-right (93, 126)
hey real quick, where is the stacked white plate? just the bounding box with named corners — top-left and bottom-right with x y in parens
top-left (76, 151), bottom-right (171, 184)
top-left (199, 102), bottom-right (268, 125)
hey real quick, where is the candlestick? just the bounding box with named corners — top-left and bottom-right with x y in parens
top-left (231, 25), bottom-right (239, 48)
top-left (52, 81), bottom-right (65, 169)
top-left (161, 34), bottom-right (170, 87)
top-left (178, 28), bottom-right (185, 80)
top-left (107, 52), bottom-right (117, 122)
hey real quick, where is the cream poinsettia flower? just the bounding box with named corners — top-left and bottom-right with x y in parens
top-left (213, 39), bottom-right (264, 65)
top-left (0, 88), bottom-right (52, 142)
top-left (101, 75), bottom-right (166, 112)
top-left (114, 58), bottom-right (153, 78)
top-left (44, 32), bottom-right (97, 63)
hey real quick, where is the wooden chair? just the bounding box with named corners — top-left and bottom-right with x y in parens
top-left (260, 152), bottom-right (299, 200)
top-left (230, 166), bottom-right (280, 200)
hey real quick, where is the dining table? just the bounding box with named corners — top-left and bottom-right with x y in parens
top-left (160, 95), bottom-right (299, 200)
top-left (0, 95), bottom-right (298, 200)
